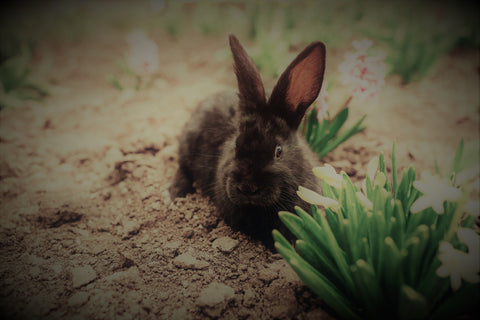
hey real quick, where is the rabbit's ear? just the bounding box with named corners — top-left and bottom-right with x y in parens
top-left (229, 34), bottom-right (266, 110)
top-left (268, 42), bottom-right (325, 129)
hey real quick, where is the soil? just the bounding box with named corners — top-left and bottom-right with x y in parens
top-left (0, 5), bottom-right (479, 320)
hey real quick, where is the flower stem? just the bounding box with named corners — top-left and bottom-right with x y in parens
top-left (342, 95), bottom-right (353, 109)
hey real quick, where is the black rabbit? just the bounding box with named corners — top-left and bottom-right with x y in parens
top-left (170, 35), bottom-right (326, 246)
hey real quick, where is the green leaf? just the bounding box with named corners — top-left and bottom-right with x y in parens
top-left (272, 229), bottom-right (296, 254)
top-left (279, 209), bottom-right (338, 275)
top-left (278, 211), bottom-right (307, 241)
top-left (296, 206), bottom-right (356, 294)
top-left (450, 138), bottom-right (464, 175)
top-left (0, 56), bottom-right (29, 92)
top-left (391, 200), bottom-right (406, 247)
top-left (317, 115), bottom-right (366, 158)
top-left (398, 285), bottom-right (429, 320)
top-left (430, 283), bottom-right (480, 320)
top-left (392, 141), bottom-right (398, 198)
top-left (405, 225), bottom-right (430, 287)
top-left (350, 259), bottom-right (385, 319)
top-left (382, 237), bottom-right (404, 305)
top-left (295, 239), bottom-right (343, 286)
top-left (107, 75), bottom-right (124, 91)
top-left (288, 257), bottom-right (361, 320)
top-left (379, 153), bottom-right (386, 175)
top-left (311, 107), bottom-right (349, 151)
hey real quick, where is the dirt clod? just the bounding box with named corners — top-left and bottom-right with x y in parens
top-left (197, 282), bottom-right (235, 318)
top-left (68, 292), bottom-right (90, 307)
top-left (71, 266), bottom-right (97, 288)
top-left (212, 236), bottom-right (239, 253)
top-left (173, 253), bottom-right (210, 270)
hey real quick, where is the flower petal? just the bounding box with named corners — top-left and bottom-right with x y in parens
top-left (312, 165), bottom-right (343, 189)
top-left (410, 195), bottom-right (432, 214)
top-left (457, 228), bottom-right (480, 255)
top-left (450, 273), bottom-right (462, 291)
top-left (297, 186), bottom-right (340, 211)
top-left (436, 265), bottom-right (450, 278)
top-left (431, 198), bottom-right (445, 214)
top-left (455, 165), bottom-right (480, 186)
top-left (464, 200), bottom-right (479, 218)
top-left (374, 172), bottom-right (387, 188)
top-left (366, 157), bottom-right (378, 182)
top-left (297, 186), bottom-right (324, 204)
top-left (356, 192), bottom-right (373, 210)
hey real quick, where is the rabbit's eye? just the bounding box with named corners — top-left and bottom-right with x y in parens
top-left (274, 145), bottom-right (283, 159)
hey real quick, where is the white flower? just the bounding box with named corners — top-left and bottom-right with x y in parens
top-left (374, 172), bottom-right (387, 188)
top-left (366, 156), bottom-right (378, 182)
top-left (352, 39), bottom-right (373, 54)
top-left (338, 39), bottom-right (386, 102)
top-left (361, 156), bottom-right (386, 194)
top-left (455, 165), bottom-right (480, 186)
top-left (410, 171), bottom-right (462, 214)
top-left (312, 164), bottom-right (343, 189)
top-left (125, 30), bottom-right (159, 76)
top-left (297, 186), bottom-right (340, 212)
top-left (436, 228), bottom-right (480, 291)
top-left (315, 81), bottom-right (329, 122)
top-left (356, 191), bottom-right (373, 210)
top-left (464, 200), bottom-right (479, 218)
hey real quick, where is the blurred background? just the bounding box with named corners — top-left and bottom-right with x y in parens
top-left (1, 0), bottom-right (479, 107)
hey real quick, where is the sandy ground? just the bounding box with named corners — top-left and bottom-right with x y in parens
top-left (0, 6), bottom-right (479, 320)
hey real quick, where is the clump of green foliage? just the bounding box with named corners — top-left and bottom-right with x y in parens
top-left (0, 35), bottom-right (49, 109)
top-left (274, 141), bottom-right (479, 319)
top-left (302, 105), bottom-right (366, 159)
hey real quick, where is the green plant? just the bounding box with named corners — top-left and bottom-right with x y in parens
top-left (273, 141), bottom-right (480, 319)
top-left (366, 2), bottom-right (464, 84)
top-left (301, 38), bottom-right (387, 159)
top-left (0, 37), bottom-right (49, 109)
top-left (302, 100), bottom-right (366, 159)
top-left (107, 30), bottom-right (160, 91)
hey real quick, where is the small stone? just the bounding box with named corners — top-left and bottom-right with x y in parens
top-left (197, 282), bottom-right (235, 318)
top-left (212, 236), bottom-right (239, 253)
top-left (71, 266), bottom-right (97, 288)
top-left (162, 241), bottom-right (181, 258)
top-left (71, 227), bottom-right (89, 237)
top-left (50, 263), bottom-right (63, 275)
top-left (243, 288), bottom-right (256, 307)
top-left (265, 280), bottom-right (297, 319)
top-left (68, 292), bottom-right (89, 307)
top-left (104, 266), bottom-right (140, 284)
top-left (258, 267), bottom-right (278, 283)
top-left (122, 219), bottom-right (139, 236)
top-left (161, 190), bottom-right (172, 206)
top-left (173, 253), bottom-right (209, 270)
top-left (271, 260), bottom-right (301, 286)
top-left (171, 306), bottom-right (191, 320)
top-left (26, 293), bottom-right (56, 317)
top-left (29, 266), bottom-right (41, 278)
top-left (158, 292), bottom-right (169, 301)
top-left (198, 282), bottom-right (235, 306)
top-left (24, 254), bottom-right (47, 266)
top-left (184, 209), bottom-right (193, 221)
top-left (151, 201), bottom-right (162, 211)
top-left (182, 228), bottom-right (194, 239)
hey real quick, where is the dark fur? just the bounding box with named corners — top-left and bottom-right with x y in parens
top-left (170, 35), bottom-right (326, 247)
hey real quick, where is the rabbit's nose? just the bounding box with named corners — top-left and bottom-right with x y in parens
top-left (236, 184), bottom-right (260, 196)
